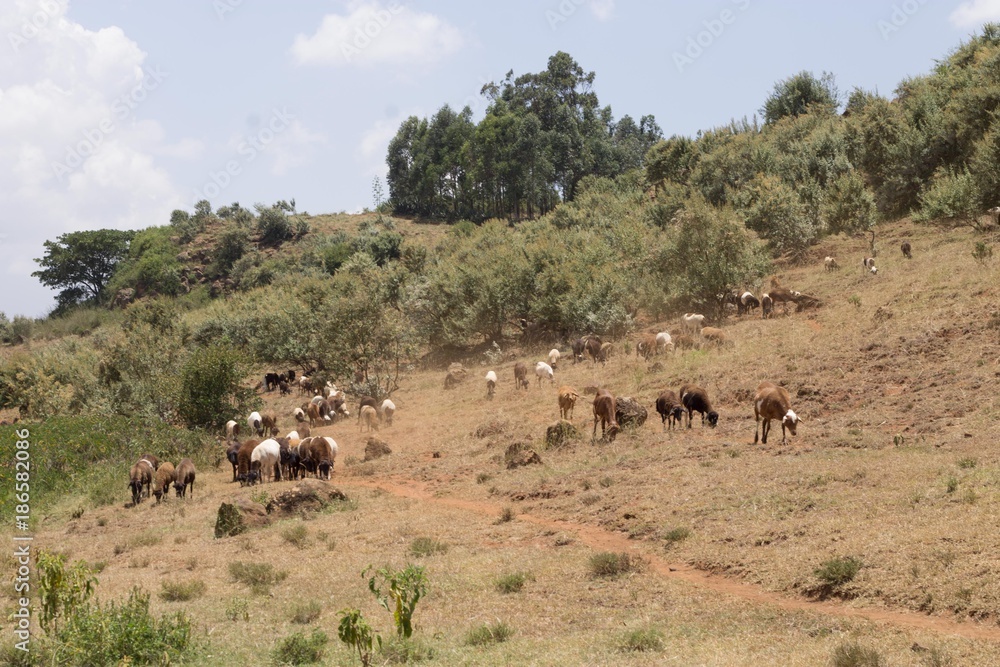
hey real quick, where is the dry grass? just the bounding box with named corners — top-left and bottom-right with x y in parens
top-left (11, 219), bottom-right (1000, 664)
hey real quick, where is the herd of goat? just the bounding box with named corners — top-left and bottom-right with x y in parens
top-left (126, 241), bottom-right (919, 504)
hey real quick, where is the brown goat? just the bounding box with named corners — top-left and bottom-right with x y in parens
top-left (558, 385), bottom-right (580, 420)
top-left (237, 439), bottom-right (261, 486)
top-left (513, 362), bottom-right (529, 390)
top-left (585, 336), bottom-right (603, 364)
top-left (260, 411), bottom-right (278, 436)
top-left (129, 458), bottom-right (155, 505)
top-left (306, 402), bottom-right (322, 428)
top-left (753, 381), bottom-right (801, 444)
top-left (655, 390), bottom-right (684, 431)
top-left (173, 458), bottom-right (196, 498)
top-left (700, 326), bottom-right (729, 348)
top-left (359, 405), bottom-right (378, 432)
top-left (152, 462), bottom-right (176, 502)
top-left (592, 388), bottom-right (620, 442)
top-left (636, 334), bottom-right (658, 360)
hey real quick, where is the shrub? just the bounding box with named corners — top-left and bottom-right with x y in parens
top-left (814, 556), bottom-right (862, 588)
top-left (282, 523), bottom-right (309, 549)
top-left (256, 206), bottom-right (294, 245)
top-left (36, 550), bottom-right (96, 633)
top-left (616, 627), bottom-right (664, 652)
top-left (366, 564), bottom-right (428, 639)
top-left (211, 225), bottom-right (251, 277)
top-left (589, 552), bottom-right (644, 579)
top-left (662, 527), bottom-right (691, 546)
top-left (229, 561), bottom-right (288, 595)
top-left (54, 588), bottom-right (193, 666)
top-left (158, 579), bottom-right (206, 602)
top-left (972, 241), bottom-right (993, 265)
top-left (290, 600), bottom-right (322, 625)
top-left (494, 571), bottom-right (534, 594)
top-left (496, 506), bottom-right (515, 524)
top-left (226, 597), bottom-right (250, 622)
top-left (831, 641), bottom-right (886, 667)
top-left (463, 621), bottom-right (514, 646)
top-left (379, 636), bottom-right (436, 664)
top-left (409, 537), bottom-right (448, 558)
top-left (177, 343), bottom-right (259, 428)
top-left (271, 629), bottom-right (328, 665)
top-left (338, 608), bottom-right (381, 667)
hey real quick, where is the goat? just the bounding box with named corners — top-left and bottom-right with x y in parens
top-left (738, 291), bottom-right (760, 316)
top-left (572, 337), bottom-right (587, 363)
top-left (226, 440), bottom-right (241, 482)
top-left (152, 461), bottom-right (175, 503)
top-left (292, 407), bottom-right (307, 424)
top-left (535, 361), bottom-right (555, 386)
top-left (236, 439), bottom-right (261, 486)
top-left (225, 420), bottom-right (240, 439)
top-left (128, 458), bottom-right (155, 505)
top-left (862, 256), bottom-right (877, 274)
top-left (485, 370), bottom-right (497, 399)
top-left (513, 362), bottom-right (529, 390)
top-left (302, 436), bottom-right (337, 480)
top-left (379, 398), bottom-right (396, 425)
top-left (359, 405), bottom-right (378, 432)
top-left (592, 388), bottom-right (620, 442)
top-left (655, 331), bottom-right (673, 354)
top-left (558, 385), bottom-right (579, 420)
top-left (679, 384), bottom-right (719, 428)
top-left (260, 410), bottom-right (278, 437)
top-left (655, 390), bottom-right (684, 431)
top-left (548, 348), bottom-right (561, 369)
top-left (597, 342), bottom-right (613, 364)
top-left (324, 393), bottom-right (350, 421)
top-left (250, 440), bottom-right (281, 483)
top-left (173, 458), bottom-right (196, 498)
top-left (700, 326), bottom-right (729, 348)
top-left (263, 372), bottom-right (281, 392)
top-left (761, 293), bottom-right (773, 319)
top-left (247, 411), bottom-right (263, 437)
top-left (824, 256), bottom-right (839, 271)
top-left (673, 334), bottom-right (697, 350)
top-left (753, 381), bottom-right (801, 444)
top-left (306, 402), bottom-right (322, 427)
top-left (636, 334), bottom-right (658, 360)
top-left (584, 336), bottom-right (603, 364)
top-left (901, 241), bottom-right (912, 259)
top-left (357, 396), bottom-right (378, 421)
top-left (681, 313), bottom-right (706, 335)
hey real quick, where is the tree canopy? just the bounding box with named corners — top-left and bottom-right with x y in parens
top-left (32, 229), bottom-right (134, 311)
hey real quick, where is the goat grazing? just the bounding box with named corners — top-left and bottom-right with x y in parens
top-left (681, 313), bottom-right (706, 335)
top-left (761, 293), bottom-right (773, 319)
top-left (699, 327), bottom-right (729, 348)
top-left (359, 405), bottom-right (378, 432)
top-left (901, 241), bottom-right (912, 259)
top-left (226, 440), bottom-right (241, 482)
top-left (655, 390), bottom-right (684, 431)
top-left (558, 385), bottom-right (580, 420)
top-left (485, 370), bottom-right (498, 399)
top-left (247, 411), bottom-right (263, 437)
top-left (379, 398), bottom-right (396, 425)
top-left (862, 256), bottom-right (877, 274)
top-left (152, 462), bottom-right (176, 503)
top-left (225, 420), bottom-right (240, 439)
top-left (655, 331), bottom-right (674, 354)
top-left (535, 361), bottom-right (555, 386)
top-left (548, 348), bottom-right (561, 369)
top-left (679, 384), bottom-right (719, 428)
top-left (250, 440), bottom-right (281, 483)
top-left (236, 439), bottom-right (261, 486)
top-left (129, 457), bottom-right (156, 505)
top-left (824, 256), bottom-right (839, 271)
top-left (636, 334), bottom-right (657, 360)
top-left (173, 458), bottom-right (196, 498)
top-left (753, 381), bottom-right (801, 444)
top-left (513, 362), bottom-right (529, 390)
top-left (738, 291), bottom-right (760, 316)
top-left (592, 388), bottom-right (620, 442)
top-left (584, 336), bottom-right (603, 364)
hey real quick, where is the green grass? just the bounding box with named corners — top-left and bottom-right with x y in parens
top-left (494, 571), bottom-right (535, 594)
top-left (615, 627), bottom-right (664, 652)
top-left (228, 561), bottom-right (289, 595)
top-left (831, 641), bottom-right (885, 667)
top-left (158, 579), bottom-right (207, 602)
top-left (409, 536), bottom-right (449, 557)
top-left (281, 523), bottom-right (309, 549)
top-left (815, 556), bottom-right (862, 588)
top-left (589, 552), bottom-right (645, 579)
top-left (662, 527), bottom-right (691, 546)
top-left (271, 629), bottom-right (328, 665)
top-left (290, 600), bottom-right (322, 625)
top-left (463, 621), bottom-right (514, 646)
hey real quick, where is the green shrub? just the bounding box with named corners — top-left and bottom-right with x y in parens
top-left (290, 600), bottom-right (322, 625)
top-left (589, 552), bottom-right (644, 579)
top-left (53, 588), bottom-right (193, 666)
top-left (229, 561), bottom-right (288, 595)
top-left (158, 579), bottom-right (206, 602)
top-left (409, 537), bottom-right (448, 558)
top-left (494, 571), bottom-right (534, 594)
top-left (282, 523), bottom-right (309, 549)
top-left (831, 641), bottom-right (886, 667)
top-left (177, 343), bottom-right (259, 428)
top-left (257, 206), bottom-right (294, 246)
top-left (616, 627), bottom-right (664, 652)
top-left (815, 556), bottom-right (862, 588)
top-left (36, 550), bottom-right (96, 633)
top-left (271, 629), bottom-right (328, 665)
top-left (366, 564), bottom-right (427, 639)
top-left (662, 527), bottom-right (691, 545)
top-left (463, 621), bottom-right (514, 646)
top-left (379, 636), bottom-right (436, 664)
top-left (226, 597), bottom-right (250, 622)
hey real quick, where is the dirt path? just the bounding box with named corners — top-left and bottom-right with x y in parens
top-left (339, 475), bottom-right (1000, 642)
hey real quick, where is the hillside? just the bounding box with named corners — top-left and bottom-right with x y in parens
top-left (8, 217), bottom-right (1000, 665)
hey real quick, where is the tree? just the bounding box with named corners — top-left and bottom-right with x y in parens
top-left (32, 229), bottom-right (134, 309)
top-left (177, 343), bottom-right (259, 428)
top-left (761, 71), bottom-right (839, 125)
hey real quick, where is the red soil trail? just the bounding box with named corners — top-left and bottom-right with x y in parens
top-left (339, 475), bottom-right (1000, 643)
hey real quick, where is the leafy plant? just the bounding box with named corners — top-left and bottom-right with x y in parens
top-left (831, 641), bottom-right (885, 667)
top-left (271, 629), bottom-right (328, 665)
top-left (290, 600), bottom-right (322, 625)
top-left (616, 627), bottom-right (664, 652)
top-left (494, 571), bottom-right (535, 594)
top-left (229, 561), bottom-right (288, 595)
top-left (36, 550), bottom-right (96, 633)
top-left (338, 608), bottom-right (381, 667)
top-left (282, 523), bottom-right (309, 549)
top-left (815, 556), bottom-right (862, 588)
top-left (588, 552), bottom-right (645, 579)
top-left (972, 241), bottom-right (993, 265)
top-left (226, 597), bottom-right (250, 622)
top-left (366, 564), bottom-right (428, 638)
top-left (662, 527), bottom-right (692, 546)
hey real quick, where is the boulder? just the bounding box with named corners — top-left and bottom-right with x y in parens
top-left (214, 498), bottom-right (270, 538)
top-left (545, 420), bottom-right (579, 449)
top-left (505, 442), bottom-right (542, 469)
top-left (364, 437), bottom-right (392, 461)
top-left (615, 397), bottom-right (648, 429)
top-left (265, 479), bottom-right (348, 516)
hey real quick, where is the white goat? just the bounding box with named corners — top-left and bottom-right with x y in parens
top-left (682, 313), bottom-right (706, 335)
top-left (379, 398), bottom-right (396, 425)
top-left (655, 331), bottom-right (674, 354)
top-left (250, 439), bottom-right (281, 483)
top-left (534, 361), bottom-right (555, 387)
top-left (548, 349), bottom-right (561, 369)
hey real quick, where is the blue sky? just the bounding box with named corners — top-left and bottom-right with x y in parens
top-left (2, 0), bottom-right (997, 318)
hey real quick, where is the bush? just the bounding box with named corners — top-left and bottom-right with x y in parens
top-left (257, 206), bottom-right (294, 245)
top-left (662, 527), bottom-right (691, 546)
top-left (463, 621), bottom-right (514, 646)
top-left (282, 523), bottom-right (309, 549)
top-left (409, 537), bottom-right (448, 558)
top-left (211, 225), bottom-right (251, 277)
top-left (815, 556), bottom-right (862, 588)
top-left (177, 343), bottom-right (259, 428)
top-left (494, 571), bottom-right (534, 594)
top-left (616, 627), bottom-right (664, 652)
top-left (158, 579), bottom-right (206, 602)
top-left (272, 629), bottom-right (328, 665)
top-left (229, 561), bottom-right (288, 595)
top-left (290, 600), bottom-right (322, 625)
top-left (589, 552), bottom-right (645, 579)
top-left (831, 641), bottom-right (886, 667)
top-left (53, 588), bottom-right (193, 666)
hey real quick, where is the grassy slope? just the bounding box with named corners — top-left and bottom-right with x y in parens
top-left (6, 217), bottom-right (1000, 665)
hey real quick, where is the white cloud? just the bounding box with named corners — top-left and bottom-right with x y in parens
top-left (290, 1), bottom-right (465, 67)
top-left (357, 113), bottom-right (409, 179)
top-left (0, 0), bottom-right (185, 317)
top-left (949, 0), bottom-right (1000, 28)
top-left (589, 0), bottom-right (615, 21)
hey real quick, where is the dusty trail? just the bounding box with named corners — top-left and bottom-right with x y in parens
top-left (339, 475), bottom-right (1000, 643)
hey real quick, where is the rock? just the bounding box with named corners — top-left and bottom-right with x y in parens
top-left (364, 437), bottom-right (392, 461)
top-left (215, 498), bottom-right (270, 538)
top-left (505, 442), bottom-right (542, 469)
top-left (615, 397), bottom-right (648, 429)
top-left (545, 420), bottom-right (579, 449)
top-left (265, 479), bottom-right (348, 517)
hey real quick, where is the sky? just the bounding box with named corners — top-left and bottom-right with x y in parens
top-left (2, 0), bottom-right (998, 318)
